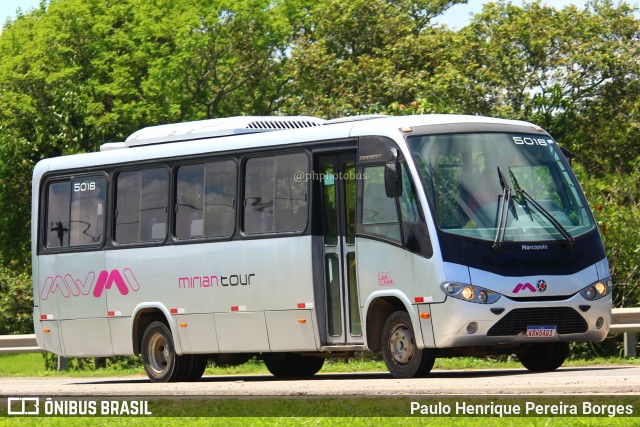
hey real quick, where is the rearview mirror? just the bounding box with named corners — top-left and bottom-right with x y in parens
top-left (560, 146), bottom-right (573, 167)
top-left (384, 161), bottom-right (402, 198)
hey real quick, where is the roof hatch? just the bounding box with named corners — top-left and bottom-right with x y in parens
top-left (100, 116), bottom-right (326, 151)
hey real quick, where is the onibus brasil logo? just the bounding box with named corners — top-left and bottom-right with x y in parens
top-left (39, 269), bottom-right (140, 300)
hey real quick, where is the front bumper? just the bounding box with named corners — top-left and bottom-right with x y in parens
top-left (424, 293), bottom-right (611, 348)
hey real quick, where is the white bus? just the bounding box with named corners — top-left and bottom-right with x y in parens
top-left (32, 114), bottom-right (611, 382)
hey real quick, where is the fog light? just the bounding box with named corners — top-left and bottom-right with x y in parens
top-left (596, 317), bottom-right (604, 329)
top-left (466, 322), bottom-right (478, 334)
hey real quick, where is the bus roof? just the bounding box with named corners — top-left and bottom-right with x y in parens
top-left (34, 114), bottom-right (541, 178)
top-left (116, 116), bottom-right (328, 149)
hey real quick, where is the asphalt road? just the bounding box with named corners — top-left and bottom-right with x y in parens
top-left (1, 366), bottom-right (639, 396)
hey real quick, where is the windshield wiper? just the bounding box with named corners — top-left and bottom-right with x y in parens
top-left (492, 167), bottom-right (515, 252)
top-left (508, 167), bottom-right (576, 247)
top-left (508, 169), bottom-right (534, 222)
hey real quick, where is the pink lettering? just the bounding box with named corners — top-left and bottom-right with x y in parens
top-left (40, 269), bottom-right (140, 300)
top-left (378, 272), bottom-right (395, 287)
top-left (512, 283), bottom-right (537, 294)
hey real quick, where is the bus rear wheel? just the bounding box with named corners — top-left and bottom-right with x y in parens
top-left (382, 311), bottom-right (436, 379)
top-left (142, 321), bottom-right (188, 382)
top-left (517, 342), bottom-right (569, 372)
top-left (263, 353), bottom-right (325, 378)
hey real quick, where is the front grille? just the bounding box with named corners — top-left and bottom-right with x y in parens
top-left (487, 307), bottom-right (587, 336)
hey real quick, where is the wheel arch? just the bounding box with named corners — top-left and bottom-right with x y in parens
top-left (131, 303), bottom-right (182, 356)
top-left (363, 290), bottom-right (422, 351)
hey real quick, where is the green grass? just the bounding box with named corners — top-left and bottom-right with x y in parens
top-left (0, 353), bottom-right (638, 378)
top-left (0, 417), bottom-right (638, 426)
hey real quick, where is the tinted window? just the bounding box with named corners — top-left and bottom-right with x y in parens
top-left (176, 160), bottom-right (236, 239)
top-left (70, 178), bottom-right (106, 246)
top-left (244, 152), bottom-right (308, 234)
top-left (116, 168), bottom-right (168, 243)
top-left (361, 166), bottom-right (400, 242)
top-left (409, 132), bottom-right (595, 242)
top-left (45, 181), bottom-right (71, 248)
top-left (45, 177), bottom-right (106, 249)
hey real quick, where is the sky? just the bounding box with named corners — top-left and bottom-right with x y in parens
top-left (434, 0), bottom-right (640, 29)
top-left (1, 0), bottom-right (42, 24)
top-left (1, 0), bottom-right (639, 27)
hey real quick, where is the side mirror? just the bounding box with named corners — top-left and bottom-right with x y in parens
top-left (560, 146), bottom-right (573, 167)
top-left (384, 161), bottom-right (403, 198)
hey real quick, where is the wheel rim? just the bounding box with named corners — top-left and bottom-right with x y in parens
top-left (388, 323), bottom-right (415, 366)
top-left (147, 332), bottom-right (170, 374)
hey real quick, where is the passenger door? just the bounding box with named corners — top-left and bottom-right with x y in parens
top-left (317, 151), bottom-right (363, 345)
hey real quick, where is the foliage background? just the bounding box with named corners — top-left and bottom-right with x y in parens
top-left (0, 0), bottom-right (638, 357)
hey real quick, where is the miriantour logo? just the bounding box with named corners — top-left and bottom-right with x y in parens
top-left (512, 283), bottom-right (537, 294)
top-left (39, 269), bottom-right (140, 300)
top-left (512, 280), bottom-right (549, 294)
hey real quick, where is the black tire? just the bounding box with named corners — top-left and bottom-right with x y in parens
top-left (517, 342), bottom-right (569, 372)
top-left (183, 355), bottom-right (208, 381)
top-left (141, 321), bottom-right (187, 382)
top-left (381, 311), bottom-right (436, 379)
top-left (264, 353), bottom-right (325, 378)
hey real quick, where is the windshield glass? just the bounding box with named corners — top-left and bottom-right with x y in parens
top-left (408, 132), bottom-right (595, 242)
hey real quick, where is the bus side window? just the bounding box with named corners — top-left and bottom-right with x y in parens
top-left (243, 152), bottom-right (308, 234)
top-left (176, 159), bottom-right (237, 240)
top-left (176, 164), bottom-right (205, 239)
top-left (45, 181), bottom-right (71, 248)
top-left (70, 177), bottom-right (106, 246)
top-left (398, 165), bottom-right (432, 258)
top-left (204, 160), bottom-right (236, 237)
top-left (115, 168), bottom-right (168, 244)
top-left (361, 165), bottom-right (401, 243)
top-left (44, 177), bottom-right (106, 249)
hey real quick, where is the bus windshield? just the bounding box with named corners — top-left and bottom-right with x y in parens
top-left (408, 132), bottom-right (595, 243)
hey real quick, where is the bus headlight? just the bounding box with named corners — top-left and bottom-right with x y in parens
top-left (580, 278), bottom-right (611, 301)
top-left (441, 282), bottom-right (501, 304)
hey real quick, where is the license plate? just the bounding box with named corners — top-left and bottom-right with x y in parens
top-left (526, 326), bottom-right (557, 338)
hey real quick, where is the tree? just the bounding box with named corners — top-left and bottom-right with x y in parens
top-left (441, 0), bottom-right (640, 174)
top-left (0, 0), bottom-right (299, 268)
top-left (280, 0), bottom-right (467, 117)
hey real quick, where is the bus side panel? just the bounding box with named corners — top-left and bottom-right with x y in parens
top-left (357, 238), bottom-right (444, 349)
top-left (215, 312), bottom-right (269, 352)
top-left (175, 314), bottom-right (219, 354)
top-left (417, 305), bottom-right (436, 348)
top-left (54, 252), bottom-right (112, 357)
top-left (35, 255), bottom-right (63, 354)
top-left (265, 310), bottom-right (318, 351)
top-left (103, 237), bottom-right (316, 354)
top-left (109, 317), bottom-right (134, 355)
top-left (356, 239), bottom-right (413, 304)
top-left (39, 320), bottom-right (64, 355)
top-left (60, 319), bottom-right (113, 357)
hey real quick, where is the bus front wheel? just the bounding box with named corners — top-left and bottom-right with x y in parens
top-left (141, 321), bottom-right (186, 382)
top-left (381, 311), bottom-right (436, 379)
top-left (517, 342), bottom-right (569, 372)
